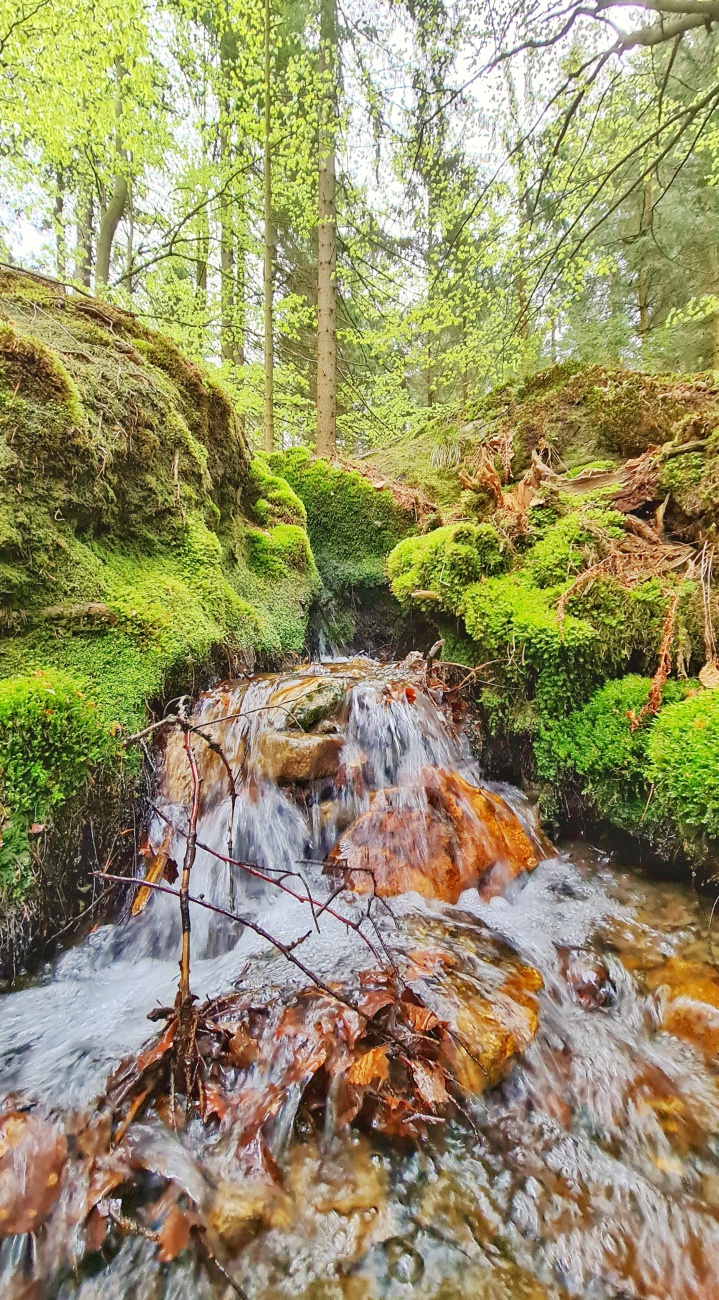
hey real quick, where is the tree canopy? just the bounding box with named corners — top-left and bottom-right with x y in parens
top-left (4, 0), bottom-right (719, 452)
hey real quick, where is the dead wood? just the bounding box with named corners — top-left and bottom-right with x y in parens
top-left (629, 587), bottom-right (683, 730)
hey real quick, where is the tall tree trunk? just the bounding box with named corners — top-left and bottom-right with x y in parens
top-left (95, 171), bottom-right (128, 287)
top-left (96, 62), bottom-right (128, 288)
top-left (636, 174), bottom-right (654, 357)
top-left (316, 0), bottom-right (337, 458)
top-left (126, 185), bottom-right (135, 297)
top-left (263, 0), bottom-right (274, 453)
top-left (54, 170), bottom-right (66, 280)
top-left (75, 184), bottom-right (94, 287)
top-left (706, 239), bottom-right (719, 370)
top-left (219, 123), bottom-right (235, 363)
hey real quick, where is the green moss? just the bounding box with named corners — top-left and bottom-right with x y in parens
top-left (0, 669), bottom-right (114, 903)
top-left (247, 458), bottom-right (307, 528)
top-left (267, 447), bottom-right (416, 593)
top-left (524, 508), bottom-right (624, 588)
top-left (0, 321), bottom-right (85, 428)
top-left (462, 573), bottom-right (598, 724)
top-left (0, 268), bottom-right (321, 959)
top-left (537, 677), bottom-right (668, 832)
top-left (387, 523), bottom-right (507, 611)
top-left (648, 690), bottom-right (719, 844)
top-left (533, 675), bottom-right (719, 856)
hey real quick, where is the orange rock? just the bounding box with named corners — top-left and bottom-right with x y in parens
top-left (328, 766), bottom-right (540, 902)
top-left (648, 958), bottom-right (719, 1058)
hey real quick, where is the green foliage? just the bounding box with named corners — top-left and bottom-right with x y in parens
top-left (387, 523), bottom-right (507, 610)
top-left (267, 448), bottom-right (416, 593)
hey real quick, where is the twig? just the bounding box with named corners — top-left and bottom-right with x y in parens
top-left (94, 873), bottom-right (396, 1033)
top-left (150, 805), bottom-right (385, 964)
top-left (178, 731), bottom-right (200, 1005)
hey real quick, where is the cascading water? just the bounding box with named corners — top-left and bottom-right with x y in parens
top-left (1, 656), bottom-right (719, 1299)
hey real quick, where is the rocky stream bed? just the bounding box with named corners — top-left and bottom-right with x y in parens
top-left (0, 656), bottom-right (718, 1298)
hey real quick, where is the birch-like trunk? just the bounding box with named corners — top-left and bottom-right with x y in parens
top-left (706, 238), bottom-right (719, 369)
top-left (316, 0), bottom-right (337, 458)
top-left (54, 171), bottom-right (66, 280)
top-left (75, 184), bottom-right (94, 287)
top-left (263, 0), bottom-right (275, 453)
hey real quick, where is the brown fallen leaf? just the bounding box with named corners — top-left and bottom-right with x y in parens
top-left (356, 988), bottom-right (396, 1019)
top-left (157, 1203), bottom-right (191, 1262)
top-left (131, 852), bottom-right (177, 916)
top-left (700, 661), bottom-right (719, 690)
top-left (402, 1002), bottom-right (439, 1034)
top-left (135, 1019), bottom-right (177, 1073)
top-left (0, 1111), bottom-right (67, 1236)
top-left (85, 1206), bottom-right (108, 1254)
top-left (408, 1059), bottom-right (450, 1109)
top-left (346, 1045), bottom-right (390, 1087)
top-left (203, 1084), bottom-right (229, 1122)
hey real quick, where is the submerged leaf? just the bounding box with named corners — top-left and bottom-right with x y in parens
top-left (0, 1111), bottom-right (67, 1237)
top-left (131, 851), bottom-right (176, 917)
top-left (347, 1045), bottom-right (390, 1086)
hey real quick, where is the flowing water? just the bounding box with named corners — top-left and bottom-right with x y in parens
top-left (0, 657), bottom-right (719, 1299)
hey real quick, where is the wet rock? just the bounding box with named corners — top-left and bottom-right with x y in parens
top-left (207, 1178), bottom-right (290, 1249)
top-left (563, 949), bottom-right (617, 1010)
top-left (265, 675), bottom-right (349, 731)
top-left (328, 767), bottom-right (540, 903)
top-left (440, 964), bottom-right (542, 1093)
top-left (384, 1237), bottom-right (424, 1282)
top-left (317, 798), bottom-right (356, 838)
top-left (258, 731), bottom-right (344, 783)
top-left (647, 958), bottom-right (719, 1057)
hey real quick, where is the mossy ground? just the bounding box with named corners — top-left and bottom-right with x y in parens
top-left (382, 365), bottom-right (719, 869)
top-left (0, 269), bottom-right (320, 966)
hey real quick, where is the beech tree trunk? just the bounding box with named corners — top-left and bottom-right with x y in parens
top-left (75, 185), bottom-right (94, 287)
top-left (95, 64), bottom-right (128, 288)
top-left (95, 171), bottom-right (128, 287)
top-left (636, 174), bottom-right (654, 356)
top-left (195, 204), bottom-right (208, 306)
top-left (219, 164), bottom-right (235, 361)
top-left (316, 0), bottom-right (337, 458)
top-left (263, 0), bottom-right (274, 453)
top-left (54, 171), bottom-right (66, 280)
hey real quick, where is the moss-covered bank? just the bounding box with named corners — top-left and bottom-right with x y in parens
top-left (0, 268), bottom-right (319, 968)
top-left (384, 364), bottom-right (719, 872)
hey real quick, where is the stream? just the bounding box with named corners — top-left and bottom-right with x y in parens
top-left (0, 655), bottom-right (719, 1299)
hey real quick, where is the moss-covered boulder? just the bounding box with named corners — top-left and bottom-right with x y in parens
top-left (265, 448), bottom-right (417, 594)
top-left (0, 268), bottom-right (320, 968)
top-left (265, 447), bottom-right (424, 652)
